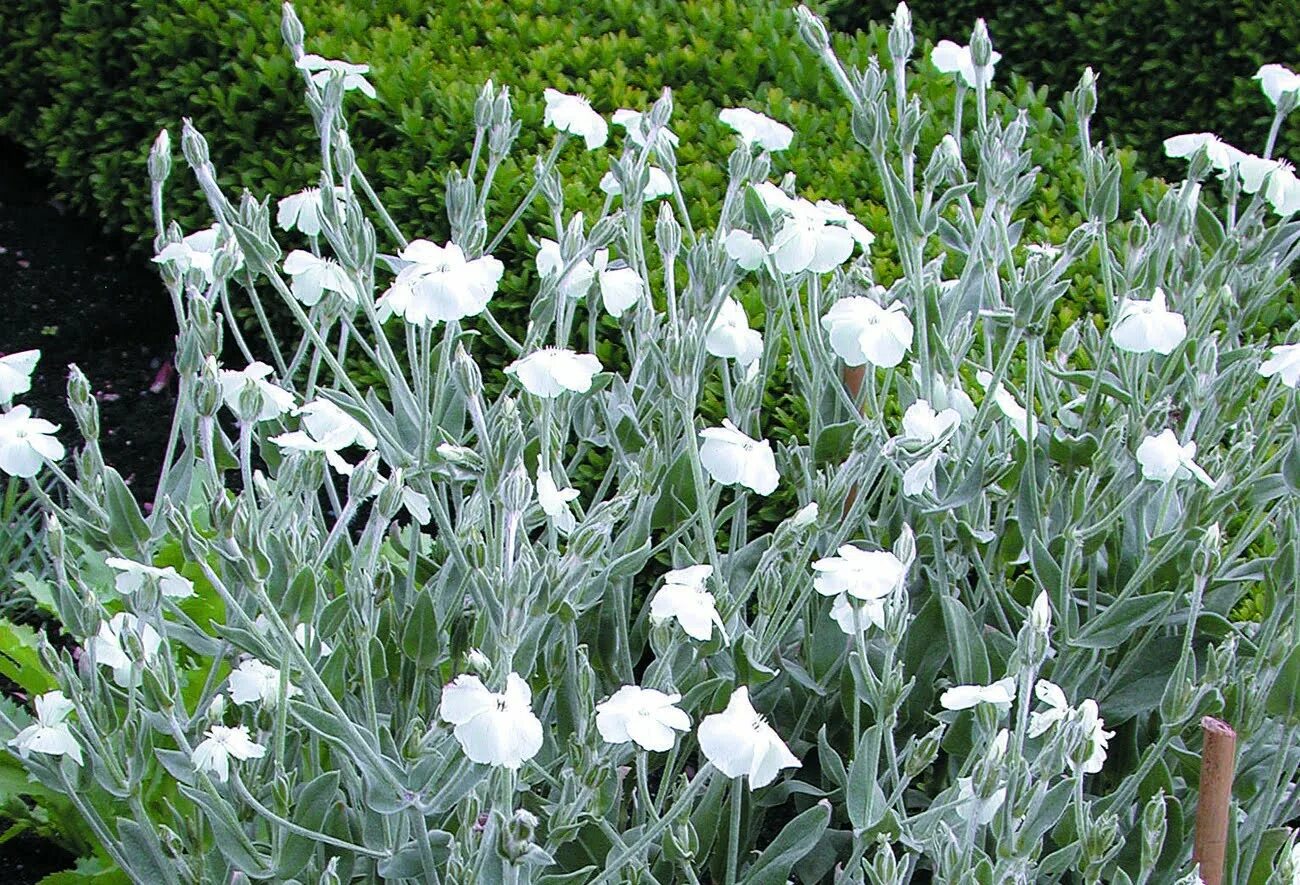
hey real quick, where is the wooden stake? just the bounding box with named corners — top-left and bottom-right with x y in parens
top-left (1193, 716), bottom-right (1236, 885)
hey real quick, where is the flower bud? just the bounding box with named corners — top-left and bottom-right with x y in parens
top-left (887, 3), bottom-right (913, 63)
top-left (466, 648), bottom-right (491, 674)
top-left (969, 19), bottom-right (993, 71)
top-left (727, 147), bottom-right (751, 184)
top-left (148, 129), bottom-right (172, 184)
top-left (474, 79), bottom-right (496, 129)
top-left (207, 693), bottom-right (227, 721)
top-left (1140, 791), bottom-right (1167, 873)
top-left (663, 817), bottom-right (698, 864)
top-left (347, 452), bottom-right (383, 500)
top-left (588, 212), bottom-right (623, 251)
top-left (1081, 810), bottom-right (1120, 872)
top-left (493, 85), bottom-right (513, 128)
top-left (332, 128), bottom-right (356, 181)
top-left (892, 524), bottom-right (916, 569)
top-left (655, 202), bottom-right (681, 259)
top-left (1074, 67), bottom-right (1098, 121)
top-left (794, 5), bottom-right (831, 53)
top-left (904, 724), bottom-right (944, 778)
top-left (195, 357), bottom-right (222, 417)
top-left (535, 156), bottom-right (564, 213)
top-left (923, 134), bottom-right (960, 187)
top-left (1193, 522), bottom-right (1222, 575)
top-left (500, 462), bottom-right (533, 515)
top-left (280, 3), bottom-right (305, 57)
top-left (649, 86), bottom-right (674, 132)
top-left (868, 835), bottom-right (898, 885)
top-left (180, 119), bottom-right (211, 170)
top-left (375, 468), bottom-right (406, 520)
top-left (791, 502), bottom-right (819, 529)
top-left (452, 344), bottom-right (483, 402)
top-left (66, 364), bottom-right (99, 441)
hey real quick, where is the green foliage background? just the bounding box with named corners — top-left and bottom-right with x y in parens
top-left (825, 0), bottom-right (1300, 172)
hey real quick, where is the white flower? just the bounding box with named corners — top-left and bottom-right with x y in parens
top-left (1162, 133), bottom-right (1246, 172)
top-left (1136, 429), bottom-right (1214, 488)
top-left (506, 348), bottom-right (603, 398)
top-left (718, 108), bottom-right (792, 151)
top-left (535, 239), bottom-right (597, 300)
top-left (104, 557), bottom-right (194, 600)
top-left (1030, 591), bottom-right (1052, 634)
top-left (228, 658), bottom-right (298, 708)
top-left (1026, 243), bottom-right (1062, 260)
top-left (821, 297), bottom-right (913, 368)
top-left (270, 398), bottom-right (377, 455)
top-left (1072, 699), bottom-right (1114, 774)
top-left (724, 229), bottom-right (767, 271)
top-left (975, 371), bottom-right (1038, 442)
top-left (900, 400), bottom-right (960, 447)
top-left (536, 467), bottom-right (579, 534)
top-left (8, 691), bottom-right (82, 767)
top-left (192, 725), bottom-right (266, 783)
top-left (219, 361), bottom-right (296, 424)
top-left (1111, 288), bottom-right (1186, 355)
top-left (649, 565), bottom-right (726, 642)
top-left (698, 419), bottom-right (780, 495)
top-left (282, 250), bottom-right (359, 306)
top-left (902, 450), bottom-right (943, 498)
top-left (956, 777), bottom-right (1006, 825)
top-left (813, 200), bottom-right (875, 251)
top-left (1260, 342), bottom-right (1300, 387)
top-left (543, 89), bottom-right (608, 149)
top-left (88, 612), bottom-right (162, 687)
top-left (0, 405), bottom-right (64, 478)
top-left (277, 187), bottom-right (345, 237)
top-left (705, 297), bottom-right (764, 367)
top-left (439, 673), bottom-right (543, 769)
top-left (296, 55), bottom-right (376, 99)
top-left (930, 40), bottom-right (1001, 88)
top-left (697, 686), bottom-right (800, 788)
top-left (377, 240), bottom-right (504, 327)
top-left (1255, 64), bottom-right (1300, 108)
top-left (611, 108), bottom-right (680, 149)
top-left (152, 225), bottom-right (242, 283)
top-left (1028, 679), bottom-right (1070, 738)
top-left (0, 349), bottom-right (39, 406)
top-left (939, 676), bottom-right (1017, 711)
top-left (599, 166), bottom-right (673, 201)
top-left (595, 686), bottom-right (691, 752)
top-left (766, 197), bottom-right (869, 275)
top-left (252, 616), bottom-right (333, 657)
top-left (829, 593), bottom-right (886, 635)
top-left (791, 502), bottom-right (819, 529)
top-left (593, 253), bottom-right (645, 318)
top-left (812, 545), bottom-right (906, 601)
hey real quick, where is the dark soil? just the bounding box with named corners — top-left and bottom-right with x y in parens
top-left (0, 832), bottom-right (77, 884)
top-left (0, 139), bottom-right (177, 501)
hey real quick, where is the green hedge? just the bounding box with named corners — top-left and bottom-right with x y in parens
top-left (826, 0), bottom-right (1300, 170)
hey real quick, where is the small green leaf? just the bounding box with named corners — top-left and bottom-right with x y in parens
top-left (740, 801), bottom-right (830, 885)
top-left (1071, 592), bottom-right (1174, 649)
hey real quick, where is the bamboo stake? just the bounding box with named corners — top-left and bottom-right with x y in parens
top-left (1193, 716), bottom-right (1237, 885)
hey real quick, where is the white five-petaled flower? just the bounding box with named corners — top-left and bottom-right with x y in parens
top-left (649, 565), bottom-right (727, 643)
top-left (697, 686), bottom-right (800, 788)
top-left (1231, 154), bottom-right (1300, 216)
top-left (270, 398), bottom-right (377, 454)
top-left (1260, 342), bottom-right (1300, 387)
top-left (277, 186), bottom-right (345, 237)
top-left (1072, 699), bottom-right (1114, 774)
top-left (593, 252), bottom-right (645, 318)
top-left (975, 371), bottom-right (1039, 442)
top-left (939, 676), bottom-right (1017, 711)
top-left (1028, 679), bottom-right (1070, 738)
top-left (152, 225), bottom-right (243, 283)
top-left (0, 349), bottom-right (39, 406)
top-left (191, 725), bottom-right (266, 783)
top-left (543, 89), bottom-right (608, 149)
top-left (829, 593), bottom-right (886, 635)
top-left (535, 238), bottom-right (597, 300)
top-left (439, 673), bottom-right (543, 769)
top-left (219, 361), bottom-right (296, 424)
top-left (296, 55), bottom-right (376, 99)
top-left (104, 557), bottom-right (194, 599)
top-left (595, 686), bottom-right (691, 752)
top-left (8, 691), bottom-right (82, 767)
top-left (902, 450), bottom-right (944, 498)
top-left (698, 419), bottom-right (780, 495)
top-left (377, 240), bottom-right (505, 327)
top-left (821, 296), bottom-right (914, 368)
top-left (705, 297), bottom-right (764, 367)
top-left (1111, 288), bottom-right (1186, 355)
top-left (812, 545), bottom-right (906, 601)
top-left (1162, 133), bottom-right (1246, 173)
top-left (724, 229), bottom-right (767, 271)
top-left (718, 108), bottom-right (793, 152)
top-left (611, 108), bottom-right (680, 149)
top-left (599, 166), bottom-right (674, 201)
top-left (1255, 64), bottom-right (1300, 109)
top-left (282, 250), bottom-right (359, 306)
top-left (88, 612), bottom-right (162, 687)
top-left (1135, 429), bottom-right (1215, 488)
top-left (536, 467), bottom-right (579, 534)
top-left (228, 658), bottom-right (298, 708)
top-left (0, 405), bottom-right (64, 478)
top-left (930, 40), bottom-right (1002, 89)
top-left (505, 348), bottom-right (603, 398)
top-left (900, 400), bottom-right (960, 448)
top-left (751, 185), bottom-right (873, 275)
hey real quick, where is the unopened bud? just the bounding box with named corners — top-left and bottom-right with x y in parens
top-left (195, 357), bottom-right (222, 417)
top-left (66, 366), bottom-right (99, 441)
top-left (1075, 67), bottom-right (1098, 120)
top-left (347, 452), bottom-right (382, 500)
top-left (905, 724), bottom-right (944, 778)
top-left (453, 345), bottom-right (483, 401)
top-left (969, 19), bottom-right (993, 70)
top-left (180, 119), bottom-right (211, 170)
top-left (1140, 791), bottom-right (1167, 872)
top-left (148, 129), bottom-right (172, 184)
top-left (474, 80), bottom-right (496, 129)
top-left (280, 3), bottom-right (305, 56)
top-left (466, 648), bottom-right (491, 674)
top-left (887, 3), bottom-right (914, 62)
top-left (655, 202), bottom-right (681, 259)
top-left (500, 462), bottom-right (533, 514)
top-left (794, 5), bottom-right (831, 53)
top-left (869, 835), bottom-right (898, 885)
